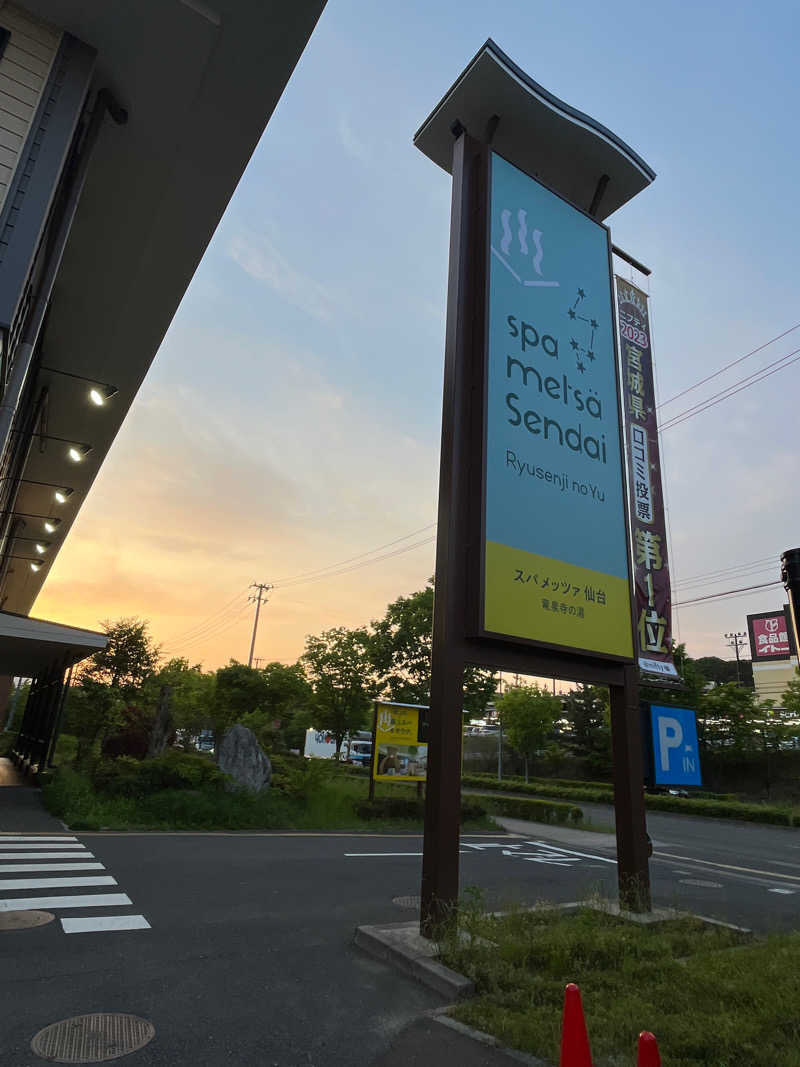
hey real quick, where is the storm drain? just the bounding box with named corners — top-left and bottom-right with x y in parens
top-left (0, 910), bottom-right (54, 931)
top-left (679, 878), bottom-right (723, 889)
top-left (392, 895), bottom-right (421, 909)
top-left (31, 1014), bottom-right (155, 1063)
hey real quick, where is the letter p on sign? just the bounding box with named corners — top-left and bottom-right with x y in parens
top-left (658, 716), bottom-right (683, 773)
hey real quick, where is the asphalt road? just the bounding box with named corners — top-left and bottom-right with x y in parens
top-left (2, 810), bottom-right (800, 1065)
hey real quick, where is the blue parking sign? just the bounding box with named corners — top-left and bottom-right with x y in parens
top-left (650, 705), bottom-right (702, 787)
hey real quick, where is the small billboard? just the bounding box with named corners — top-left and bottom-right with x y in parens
top-left (649, 704), bottom-right (701, 787)
top-left (747, 608), bottom-right (795, 662)
top-left (372, 701), bottom-right (429, 782)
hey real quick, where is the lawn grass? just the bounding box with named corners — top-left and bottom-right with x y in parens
top-left (41, 766), bottom-right (497, 833)
top-left (440, 903), bottom-right (800, 1066)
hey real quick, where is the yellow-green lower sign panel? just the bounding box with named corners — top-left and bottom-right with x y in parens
top-left (485, 541), bottom-right (634, 658)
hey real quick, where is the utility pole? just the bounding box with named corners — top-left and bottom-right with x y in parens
top-left (248, 583), bottom-right (272, 668)
top-left (253, 657), bottom-right (264, 669)
top-left (724, 631), bottom-right (747, 684)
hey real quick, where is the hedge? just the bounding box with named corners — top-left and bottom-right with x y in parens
top-left (465, 772), bottom-right (734, 803)
top-left (475, 793), bottom-right (584, 827)
top-left (462, 774), bottom-right (612, 804)
top-left (463, 774), bottom-right (795, 826)
top-left (642, 793), bottom-right (794, 825)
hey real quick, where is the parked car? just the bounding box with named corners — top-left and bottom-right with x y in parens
top-left (347, 741), bottom-right (373, 768)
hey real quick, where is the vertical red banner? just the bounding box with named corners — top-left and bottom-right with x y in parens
top-left (616, 278), bottom-right (678, 678)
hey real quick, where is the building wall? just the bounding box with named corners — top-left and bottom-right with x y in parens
top-left (753, 657), bottom-right (798, 708)
top-left (0, 3), bottom-right (61, 215)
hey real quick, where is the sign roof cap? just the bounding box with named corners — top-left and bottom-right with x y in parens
top-left (414, 39), bottom-right (655, 221)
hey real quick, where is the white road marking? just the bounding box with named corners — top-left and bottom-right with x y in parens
top-left (655, 850), bottom-right (800, 885)
top-left (0, 851), bottom-right (94, 860)
top-left (0, 893), bottom-right (132, 912)
top-left (0, 876), bottom-right (116, 891)
top-left (0, 863), bottom-right (104, 873)
top-left (769, 888), bottom-right (797, 895)
top-left (345, 852), bottom-right (423, 857)
top-left (462, 843), bottom-right (519, 850)
top-left (0, 836), bottom-right (77, 843)
top-left (526, 841), bottom-right (617, 865)
top-left (61, 915), bottom-right (151, 934)
top-left (0, 843), bottom-right (87, 850)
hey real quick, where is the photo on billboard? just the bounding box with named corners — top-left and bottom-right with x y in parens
top-left (480, 152), bottom-right (634, 662)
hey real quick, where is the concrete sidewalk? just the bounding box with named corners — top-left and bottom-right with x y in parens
top-left (0, 757), bottom-right (66, 832)
top-left (374, 1015), bottom-right (545, 1065)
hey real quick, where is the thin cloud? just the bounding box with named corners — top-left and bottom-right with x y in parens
top-left (337, 113), bottom-right (371, 166)
top-left (228, 232), bottom-right (335, 322)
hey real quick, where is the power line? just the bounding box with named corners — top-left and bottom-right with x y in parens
top-left (159, 597), bottom-right (249, 654)
top-left (268, 523), bottom-right (436, 586)
top-left (661, 346), bottom-right (800, 432)
top-left (674, 562), bottom-right (780, 593)
top-left (271, 535), bottom-right (436, 590)
top-left (674, 580), bottom-right (782, 608)
top-left (162, 603), bottom-right (251, 657)
top-left (673, 554), bottom-right (777, 588)
top-left (160, 585), bottom-right (250, 647)
top-left (658, 322), bottom-right (800, 409)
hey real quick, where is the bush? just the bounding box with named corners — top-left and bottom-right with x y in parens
top-left (480, 794), bottom-right (583, 826)
top-left (271, 753), bottom-right (336, 802)
top-left (90, 750), bottom-right (227, 798)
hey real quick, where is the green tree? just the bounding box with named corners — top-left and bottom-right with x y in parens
top-left (212, 661), bottom-right (271, 743)
top-left (699, 682), bottom-right (760, 754)
top-left (561, 685), bottom-right (606, 754)
top-left (302, 627), bottom-right (375, 756)
top-left (781, 669), bottom-right (800, 718)
top-left (82, 618), bottom-right (160, 692)
top-left (239, 662), bottom-right (313, 752)
top-left (497, 683), bottom-right (561, 781)
top-left (369, 579), bottom-right (497, 717)
top-left (694, 655), bottom-right (753, 688)
top-left (66, 679), bottom-right (124, 768)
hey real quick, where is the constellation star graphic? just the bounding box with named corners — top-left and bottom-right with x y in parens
top-left (565, 287), bottom-right (600, 372)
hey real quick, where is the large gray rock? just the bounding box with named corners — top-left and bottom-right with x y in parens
top-left (217, 724), bottom-right (272, 793)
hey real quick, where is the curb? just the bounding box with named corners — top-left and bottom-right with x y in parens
top-left (429, 1008), bottom-right (551, 1065)
top-left (354, 921), bottom-right (474, 1000)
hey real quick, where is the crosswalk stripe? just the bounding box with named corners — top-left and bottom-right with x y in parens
top-left (0, 843), bottom-right (87, 850)
top-left (0, 876), bottom-right (116, 891)
top-left (0, 851), bottom-right (94, 860)
top-left (0, 836), bottom-right (78, 843)
top-left (61, 915), bottom-right (151, 934)
top-left (0, 893), bottom-right (131, 912)
top-left (0, 863), bottom-right (105, 874)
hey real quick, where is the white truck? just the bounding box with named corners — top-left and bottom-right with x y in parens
top-left (303, 728), bottom-right (373, 766)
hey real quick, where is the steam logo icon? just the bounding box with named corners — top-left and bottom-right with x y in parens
top-left (492, 208), bottom-right (559, 288)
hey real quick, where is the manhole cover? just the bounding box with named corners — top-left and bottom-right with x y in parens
top-left (680, 878), bottom-right (723, 889)
top-left (0, 910), bottom-right (54, 931)
top-left (392, 895), bottom-right (421, 909)
top-left (31, 1014), bottom-right (155, 1063)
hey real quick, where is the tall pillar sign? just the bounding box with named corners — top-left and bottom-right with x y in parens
top-left (414, 39), bottom-right (657, 933)
top-left (483, 155), bottom-right (634, 660)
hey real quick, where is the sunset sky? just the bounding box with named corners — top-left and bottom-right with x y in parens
top-left (35, 0), bottom-right (800, 673)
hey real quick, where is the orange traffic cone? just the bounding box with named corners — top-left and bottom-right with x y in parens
top-left (560, 983), bottom-right (592, 1066)
top-left (637, 1031), bottom-right (661, 1067)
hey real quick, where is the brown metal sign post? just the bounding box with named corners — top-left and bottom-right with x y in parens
top-left (416, 41), bottom-right (657, 936)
